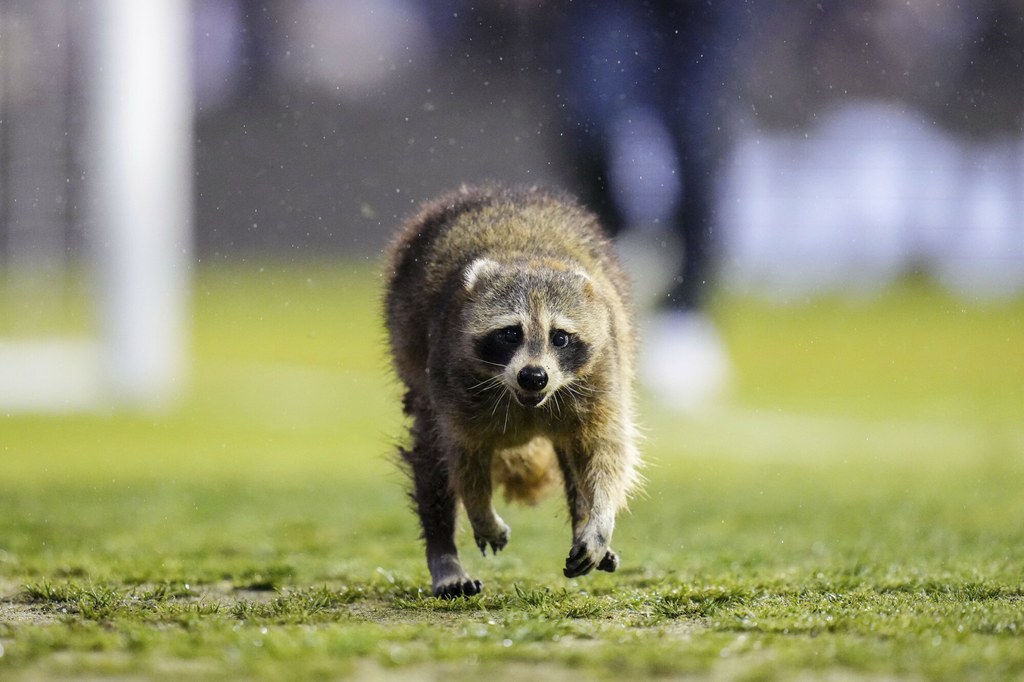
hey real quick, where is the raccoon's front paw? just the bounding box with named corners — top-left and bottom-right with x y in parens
top-left (563, 540), bottom-right (616, 578)
top-left (433, 577), bottom-right (484, 599)
top-left (564, 521), bottom-right (615, 577)
top-left (473, 517), bottom-right (511, 556)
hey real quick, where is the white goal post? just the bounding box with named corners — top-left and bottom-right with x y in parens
top-left (0, 0), bottom-right (192, 412)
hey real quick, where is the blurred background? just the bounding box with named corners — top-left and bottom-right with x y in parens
top-left (1, 0), bottom-right (1022, 414)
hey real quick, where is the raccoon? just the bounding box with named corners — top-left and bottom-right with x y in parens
top-left (384, 185), bottom-right (641, 598)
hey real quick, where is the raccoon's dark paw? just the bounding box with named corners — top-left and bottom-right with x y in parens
top-left (433, 578), bottom-right (484, 599)
top-left (597, 549), bottom-right (619, 573)
top-left (563, 540), bottom-right (607, 578)
top-left (474, 520), bottom-right (511, 556)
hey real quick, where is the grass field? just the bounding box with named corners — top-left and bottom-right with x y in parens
top-left (2, 262), bottom-right (1023, 680)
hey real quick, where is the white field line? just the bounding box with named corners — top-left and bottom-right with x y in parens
top-left (646, 404), bottom-right (1024, 464)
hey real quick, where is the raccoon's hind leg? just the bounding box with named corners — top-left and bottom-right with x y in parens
top-left (403, 422), bottom-right (482, 598)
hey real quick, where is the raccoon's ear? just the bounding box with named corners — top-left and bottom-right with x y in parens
top-left (572, 268), bottom-right (593, 284)
top-left (463, 258), bottom-right (500, 291)
top-left (571, 268), bottom-right (597, 296)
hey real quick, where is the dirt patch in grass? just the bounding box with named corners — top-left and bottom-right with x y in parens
top-left (1, 580), bottom-right (61, 627)
top-left (0, 601), bottom-right (60, 627)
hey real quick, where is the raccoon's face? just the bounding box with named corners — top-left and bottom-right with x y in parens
top-left (461, 258), bottom-right (609, 409)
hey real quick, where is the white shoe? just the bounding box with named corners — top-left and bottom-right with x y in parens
top-left (639, 311), bottom-right (731, 413)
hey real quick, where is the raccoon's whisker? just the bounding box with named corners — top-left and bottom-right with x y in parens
top-left (562, 381), bottom-right (600, 411)
top-left (561, 383), bottom-right (584, 401)
top-left (565, 388), bottom-right (583, 412)
top-left (502, 390), bottom-right (512, 434)
top-left (477, 359), bottom-right (507, 369)
top-left (567, 379), bottom-right (600, 394)
top-left (489, 386), bottom-right (506, 418)
top-left (469, 375), bottom-right (504, 395)
top-left (541, 391), bottom-right (554, 417)
top-left (468, 375), bottom-right (499, 390)
top-left (564, 381), bottom-right (602, 400)
top-left (550, 391), bottom-right (563, 419)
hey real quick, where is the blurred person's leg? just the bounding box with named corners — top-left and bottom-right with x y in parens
top-left (554, 0), bottom-right (673, 237)
top-left (639, 2), bottom-right (738, 412)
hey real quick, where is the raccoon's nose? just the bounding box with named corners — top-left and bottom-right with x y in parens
top-left (517, 366), bottom-right (548, 391)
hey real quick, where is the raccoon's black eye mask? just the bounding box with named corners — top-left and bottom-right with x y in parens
top-left (554, 334), bottom-right (590, 373)
top-left (498, 326), bottom-right (523, 345)
top-left (475, 325), bottom-right (523, 366)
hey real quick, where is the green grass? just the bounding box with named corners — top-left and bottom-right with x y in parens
top-left (2, 262), bottom-right (1023, 680)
